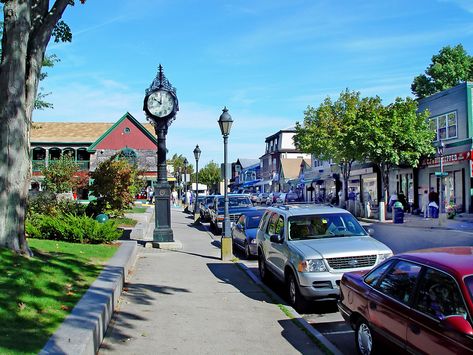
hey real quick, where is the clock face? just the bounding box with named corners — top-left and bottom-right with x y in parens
top-left (146, 90), bottom-right (175, 118)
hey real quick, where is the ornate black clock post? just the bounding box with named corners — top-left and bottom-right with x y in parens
top-left (143, 65), bottom-right (179, 244)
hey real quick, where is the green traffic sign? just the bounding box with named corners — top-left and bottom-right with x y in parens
top-left (435, 172), bottom-right (448, 177)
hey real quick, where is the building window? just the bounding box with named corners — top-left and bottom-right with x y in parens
top-left (124, 127), bottom-right (131, 134)
top-left (430, 111), bottom-right (457, 141)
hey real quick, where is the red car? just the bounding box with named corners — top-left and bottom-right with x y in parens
top-left (338, 247), bottom-right (473, 355)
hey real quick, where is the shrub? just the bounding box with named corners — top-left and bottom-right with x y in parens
top-left (89, 154), bottom-right (145, 217)
top-left (26, 214), bottom-right (122, 244)
top-left (27, 191), bottom-right (87, 218)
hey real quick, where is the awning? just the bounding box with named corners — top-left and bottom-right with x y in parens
top-left (254, 179), bottom-right (271, 187)
top-left (242, 179), bottom-right (261, 187)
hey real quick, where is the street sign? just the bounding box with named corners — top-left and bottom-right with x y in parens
top-left (435, 172), bottom-right (448, 177)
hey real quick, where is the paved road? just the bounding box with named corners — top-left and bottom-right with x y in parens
top-left (234, 222), bottom-right (473, 354)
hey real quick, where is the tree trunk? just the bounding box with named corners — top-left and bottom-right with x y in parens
top-left (0, 0), bottom-right (71, 254)
top-left (0, 1), bottom-right (32, 254)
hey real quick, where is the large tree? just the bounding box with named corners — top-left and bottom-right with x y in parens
top-left (0, 0), bottom-right (85, 254)
top-left (359, 97), bottom-right (435, 201)
top-left (411, 44), bottom-right (473, 99)
top-left (194, 161), bottom-right (221, 193)
top-left (294, 90), bottom-right (366, 202)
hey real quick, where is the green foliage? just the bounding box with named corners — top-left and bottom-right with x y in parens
top-left (26, 214), bottom-right (122, 244)
top-left (41, 156), bottom-right (81, 193)
top-left (0, 238), bottom-right (116, 353)
top-left (295, 90), bottom-right (435, 201)
top-left (27, 191), bottom-right (87, 219)
top-left (89, 154), bottom-right (145, 217)
top-left (411, 44), bottom-right (473, 99)
top-left (294, 90), bottom-right (367, 199)
top-left (196, 161), bottom-right (221, 191)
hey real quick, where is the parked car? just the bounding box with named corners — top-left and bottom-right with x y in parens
top-left (275, 192), bottom-right (299, 204)
top-left (231, 209), bottom-right (265, 259)
top-left (249, 192), bottom-right (259, 204)
top-left (209, 194), bottom-right (255, 233)
top-left (265, 192), bottom-right (281, 205)
top-left (256, 204), bottom-right (392, 311)
top-left (200, 195), bottom-right (220, 222)
top-left (256, 192), bottom-right (269, 205)
top-left (338, 247), bottom-right (473, 355)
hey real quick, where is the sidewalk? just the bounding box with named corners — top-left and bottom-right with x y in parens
top-left (99, 208), bottom-right (326, 354)
top-left (359, 212), bottom-right (473, 231)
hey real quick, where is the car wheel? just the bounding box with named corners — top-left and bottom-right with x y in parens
top-left (258, 252), bottom-right (270, 283)
top-left (244, 241), bottom-right (251, 259)
top-left (286, 272), bottom-right (306, 312)
top-left (355, 318), bottom-right (377, 355)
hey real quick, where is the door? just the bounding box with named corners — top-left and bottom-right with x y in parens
top-left (407, 268), bottom-right (473, 354)
top-left (369, 260), bottom-right (422, 351)
top-left (232, 215), bottom-right (245, 248)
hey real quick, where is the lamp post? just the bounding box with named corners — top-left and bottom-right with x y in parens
top-left (218, 107), bottom-right (233, 261)
top-left (193, 145), bottom-right (201, 222)
top-left (436, 140), bottom-right (446, 225)
top-left (143, 65), bottom-right (179, 245)
top-left (183, 158), bottom-right (188, 208)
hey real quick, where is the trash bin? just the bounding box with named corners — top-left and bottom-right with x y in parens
top-left (393, 201), bottom-right (404, 224)
top-left (429, 205), bottom-right (439, 218)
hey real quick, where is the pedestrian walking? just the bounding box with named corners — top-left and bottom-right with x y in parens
top-left (421, 190), bottom-right (429, 218)
top-left (388, 191), bottom-right (398, 212)
top-left (171, 189), bottom-right (178, 207)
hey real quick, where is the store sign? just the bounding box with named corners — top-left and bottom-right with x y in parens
top-left (423, 150), bottom-right (472, 167)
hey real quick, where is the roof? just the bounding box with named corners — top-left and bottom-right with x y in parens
top-left (280, 158), bottom-right (311, 180)
top-left (237, 158), bottom-right (260, 169)
top-left (397, 247), bottom-right (473, 277)
top-left (31, 120), bottom-right (155, 144)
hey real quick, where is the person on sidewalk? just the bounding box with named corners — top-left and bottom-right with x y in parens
top-left (421, 189), bottom-right (430, 218)
top-left (388, 191), bottom-right (398, 212)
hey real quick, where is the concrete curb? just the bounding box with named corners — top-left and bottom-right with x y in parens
top-left (358, 217), bottom-right (463, 231)
top-left (40, 240), bottom-right (138, 355)
top-left (236, 262), bottom-right (343, 355)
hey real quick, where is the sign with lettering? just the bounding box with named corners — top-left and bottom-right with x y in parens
top-left (423, 150), bottom-right (472, 167)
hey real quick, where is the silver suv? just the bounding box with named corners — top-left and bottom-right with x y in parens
top-left (256, 204), bottom-right (392, 311)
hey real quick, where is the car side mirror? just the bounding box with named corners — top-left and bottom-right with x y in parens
top-left (270, 233), bottom-right (284, 243)
top-left (440, 315), bottom-right (473, 335)
top-left (365, 227), bottom-right (375, 236)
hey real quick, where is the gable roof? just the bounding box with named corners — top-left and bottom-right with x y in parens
top-left (280, 158), bottom-right (311, 180)
top-left (88, 112), bottom-right (156, 150)
top-left (237, 158), bottom-right (260, 169)
top-left (31, 118), bottom-right (155, 145)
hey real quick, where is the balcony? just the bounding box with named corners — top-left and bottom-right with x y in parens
top-left (31, 160), bottom-right (90, 172)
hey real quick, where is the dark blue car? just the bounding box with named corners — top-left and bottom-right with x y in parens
top-left (231, 209), bottom-right (265, 259)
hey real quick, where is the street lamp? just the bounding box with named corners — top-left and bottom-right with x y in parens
top-left (193, 145), bottom-right (201, 222)
top-left (183, 157), bottom-right (188, 202)
top-left (436, 140), bottom-right (446, 225)
top-left (218, 106), bottom-right (233, 261)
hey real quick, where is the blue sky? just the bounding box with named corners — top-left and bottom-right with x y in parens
top-left (32, 0), bottom-right (473, 166)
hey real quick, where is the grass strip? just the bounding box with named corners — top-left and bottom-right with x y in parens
top-left (0, 239), bottom-right (118, 355)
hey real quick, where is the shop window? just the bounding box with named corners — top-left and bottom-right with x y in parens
top-left (430, 111), bottom-right (457, 142)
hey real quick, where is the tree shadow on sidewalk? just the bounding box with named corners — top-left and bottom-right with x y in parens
top-left (206, 263), bottom-right (276, 304)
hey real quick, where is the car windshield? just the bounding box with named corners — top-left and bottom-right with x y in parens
top-left (466, 275), bottom-right (473, 301)
top-left (217, 196), bottom-right (252, 208)
top-left (288, 213), bottom-right (368, 240)
top-left (246, 214), bottom-right (263, 228)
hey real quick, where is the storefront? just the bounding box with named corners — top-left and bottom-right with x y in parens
top-left (419, 149), bottom-right (472, 213)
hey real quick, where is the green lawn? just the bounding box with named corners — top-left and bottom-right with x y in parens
top-left (126, 206), bottom-right (147, 213)
top-left (0, 239), bottom-right (118, 355)
top-left (113, 216), bottom-right (138, 227)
